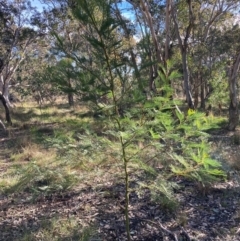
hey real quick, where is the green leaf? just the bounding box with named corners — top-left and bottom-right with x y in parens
top-left (172, 154), bottom-right (190, 168)
top-left (51, 31), bottom-right (64, 47)
top-left (100, 18), bottom-right (114, 33)
top-left (170, 165), bottom-right (184, 175)
top-left (86, 37), bottom-right (104, 48)
top-left (174, 106), bottom-right (184, 123)
top-left (168, 70), bottom-right (182, 80)
top-left (187, 108), bottom-right (195, 116)
top-left (149, 129), bottom-right (161, 139)
top-left (204, 158), bottom-right (222, 168)
top-left (206, 169), bottom-right (226, 177)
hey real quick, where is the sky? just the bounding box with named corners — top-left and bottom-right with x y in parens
top-left (30, 0), bottom-right (134, 20)
top-left (31, 0), bottom-right (46, 11)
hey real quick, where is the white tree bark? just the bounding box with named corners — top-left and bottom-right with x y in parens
top-left (228, 51), bottom-right (240, 130)
top-left (171, 0), bottom-right (195, 109)
top-left (165, 0), bottom-right (171, 62)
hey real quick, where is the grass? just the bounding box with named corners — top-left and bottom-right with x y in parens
top-left (7, 149), bottom-right (78, 195)
top-left (20, 217), bottom-right (98, 241)
top-left (0, 172), bottom-right (21, 192)
top-left (1, 101), bottom-right (228, 191)
top-left (0, 100), bottom-right (234, 240)
top-left (0, 102), bottom-right (102, 239)
top-left (0, 102), bottom-right (124, 194)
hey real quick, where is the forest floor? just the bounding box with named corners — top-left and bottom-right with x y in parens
top-left (0, 103), bottom-right (240, 241)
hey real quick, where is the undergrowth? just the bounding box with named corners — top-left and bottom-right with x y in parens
top-left (20, 217), bottom-right (97, 241)
top-left (0, 2), bottom-right (228, 238)
top-left (0, 96), bottom-right (227, 241)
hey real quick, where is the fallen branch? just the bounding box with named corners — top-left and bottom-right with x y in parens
top-left (158, 222), bottom-right (179, 241)
top-left (181, 227), bottom-right (191, 241)
top-left (140, 218), bottom-right (191, 241)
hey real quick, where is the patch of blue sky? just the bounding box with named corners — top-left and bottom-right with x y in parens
top-left (117, 1), bottom-right (135, 21)
top-left (30, 0), bottom-right (139, 38)
top-left (31, 0), bottom-right (134, 17)
top-left (117, 1), bottom-right (141, 42)
top-left (30, 0), bottom-right (47, 11)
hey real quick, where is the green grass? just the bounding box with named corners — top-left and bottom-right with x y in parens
top-left (0, 100), bottom-right (232, 240)
top-left (4, 103), bottom-right (227, 191)
top-left (0, 102), bottom-right (123, 196)
top-left (0, 172), bottom-right (21, 193)
top-left (20, 217), bottom-right (98, 241)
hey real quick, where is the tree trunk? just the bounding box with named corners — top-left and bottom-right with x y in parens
top-left (194, 74), bottom-right (199, 108)
top-left (139, 0), bottom-right (162, 64)
top-left (171, 0), bottom-right (195, 109)
top-left (200, 76), bottom-right (205, 109)
top-left (165, 0), bottom-right (171, 62)
top-left (0, 65), bottom-right (20, 108)
top-left (2, 83), bottom-right (13, 108)
top-left (0, 94), bottom-right (12, 125)
top-left (228, 51), bottom-right (240, 131)
top-left (68, 93), bottom-right (74, 107)
top-left (228, 101), bottom-right (239, 131)
top-left (68, 79), bottom-right (74, 107)
top-left (182, 49), bottom-right (194, 109)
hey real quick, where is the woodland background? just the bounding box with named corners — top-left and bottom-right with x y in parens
top-left (1, 0), bottom-right (240, 240)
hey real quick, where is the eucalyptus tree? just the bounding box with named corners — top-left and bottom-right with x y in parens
top-left (165, 0), bottom-right (171, 62)
top-left (0, 0), bottom-right (45, 105)
top-left (34, 0), bottom-right (240, 126)
top-left (0, 0), bottom-right (15, 126)
top-left (38, 58), bottom-right (78, 106)
top-left (171, 0), bottom-right (195, 108)
top-left (0, 0), bottom-right (46, 127)
top-left (191, 0), bottom-right (239, 109)
top-left (228, 50), bottom-right (240, 130)
top-left (214, 24), bottom-right (240, 130)
top-left (126, 0), bottom-right (167, 92)
top-left (169, 0), bottom-right (239, 109)
top-left (187, 1), bottom-right (240, 128)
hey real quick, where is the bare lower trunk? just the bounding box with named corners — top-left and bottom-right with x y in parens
top-left (182, 50), bottom-right (194, 109)
top-left (194, 73), bottom-right (199, 108)
top-left (68, 79), bottom-right (74, 106)
top-left (228, 101), bottom-right (239, 131)
top-left (0, 78), bottom-right (14, 108)
top-left (0, 94), bottom-right (12, 125)
top-left (149, 57), bottom-right (156, 92)
top-left (68, 93), bottom-right (74, 106)
top-left (200, 76), bottom-right (205, 109)
top-left (0, 120), bottom-right (6, 130)
top-left (3, 89), bottom-right (13, 108)
top-left (228, 51), bottom-right (240, 131)
top-left (172, 0), bottom-right (194, 109)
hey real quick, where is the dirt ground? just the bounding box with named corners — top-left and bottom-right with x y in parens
top-left (0, 125), bottom-right (240, 241)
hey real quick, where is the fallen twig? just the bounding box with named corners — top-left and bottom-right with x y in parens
top-left (181, 227), bottom-right (191, 241)
top-left (158, 221), bottom-right (179, 241)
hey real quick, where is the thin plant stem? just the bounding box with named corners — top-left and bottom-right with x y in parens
top-left (115, 118), bottom-right (131, 241)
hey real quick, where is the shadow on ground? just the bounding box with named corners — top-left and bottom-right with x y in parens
top-left (0, 176), bottom-right (240, 241)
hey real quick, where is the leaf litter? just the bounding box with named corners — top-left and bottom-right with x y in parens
top-left (0, 128), bottom-right (240, 241)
